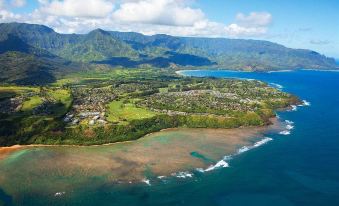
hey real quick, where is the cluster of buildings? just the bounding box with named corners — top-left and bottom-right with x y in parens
top-left (63, 87), bottom-right (117, 126)
top-left (139, 88), bottom-right (265, 115)
top-left (64, 111), bottom-right (107, 126)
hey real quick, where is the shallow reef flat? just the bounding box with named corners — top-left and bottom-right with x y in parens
top-left (0, 122), bottom-right (281, 201)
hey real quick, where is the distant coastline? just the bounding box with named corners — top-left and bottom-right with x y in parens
top-left (176, 68), bottom-right (339, 77)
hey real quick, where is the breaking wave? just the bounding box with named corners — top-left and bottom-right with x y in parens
top-left (197, 137), bottom-right (273, 173)
top-left (279, 120), bottom-right (295, 135)
top-left (143, 120), bottom-right (297, 184)
top-left (289, 99), bottom-right (311, 112)
top-left (142, 178), bottom-right (151, 186)
top-left (267, 70), bottom-right (293, 73)
top-left (299, 100), bottom-right (311, 106)
top-left (279, 131), bottom-right (290, 135)
top-left (54, 192), bottom-right (66, 197)
top-left (171, 171), bottom-right (194, 178)
top-left (269, 83), bottom-right (284, 89)
top-left (203, 160), bottom-right (229, 172)
top-left (290, 105), bottom-right (298, 111)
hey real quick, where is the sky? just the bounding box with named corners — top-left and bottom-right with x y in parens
top-left (0, 0), bottom-right (338, 58)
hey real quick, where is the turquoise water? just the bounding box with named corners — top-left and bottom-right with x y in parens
top-left (2, 69), bottom-right (339, 205)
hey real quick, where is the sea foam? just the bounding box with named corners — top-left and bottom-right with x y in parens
top-left (300, 100), bottom-right (311, 106)
top-left (171, 171), bottom-right (194, 178)
top-left (237, 146), bottom-right (250, 154)
top-left (279, 131), bottom-right (291, 135)
top-left (289, 99), bottom-right (311, 112)
top-left (157, 176), bottom-right (166, 179)
top-left (269, 83), bottom-right (284, 90)
top-left (204, 160), bottom-right (229, 172)
top-left (267, 70), bottom-right (293, 73)
top-left (279, 120), bottom-right (294, 135)
top-left (290, 105), bottom-right (298, 111)
top-left (54, 192), bottom-right (66, 197)
top-left (199, 137), bottom-right (273, 173)
top-left (295, 99), bottom-right (311, 107)
top-left (253, 137), bottom-right (273, 147)
top-left (142, 178), bottom-right (151, 186)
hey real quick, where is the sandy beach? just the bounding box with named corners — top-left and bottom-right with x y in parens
top-left (0, 145), bottom-right (24, 161)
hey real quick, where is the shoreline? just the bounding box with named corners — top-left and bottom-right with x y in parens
top-left (0, 118), bottom-right (278, 148)
top-left (0, 119), bottom-right (279, 161)
top-left (0, 124), bottom-right (280, 188)
top-left (176, 68), bottom-right (339, 76)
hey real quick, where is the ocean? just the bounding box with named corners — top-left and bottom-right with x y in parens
top-left (1, 69), bottom-right (339, 206)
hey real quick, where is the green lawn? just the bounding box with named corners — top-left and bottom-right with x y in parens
top-left (46, 89), bottom-right (73, 116)
top-left (159, 88), bottom-right (168, 93)
top-left (48, 89), bottom-right (72, 106)
top-left (0, 86), bottom-right (39, 93)
top-left (21, 96), bottom-right (43, 111)
top-left (107, 100), bottom-right (158, 123)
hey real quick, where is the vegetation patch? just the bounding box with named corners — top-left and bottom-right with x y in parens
top-left (21, 96), bottom-right (43, 111)
top-left (0, 68), bottom-right (299, 146)
top-left (107, 100), bottom-right (158, 123)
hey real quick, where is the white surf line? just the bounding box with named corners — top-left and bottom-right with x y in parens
top-left (157, 176), bottom-right (166, 179)
top-left (54, 192), bottom-right (66, 197)
top-left (301, 69), bottom-right (339, 72)
top-left (279, 120), bottom-right (295, 136)
top-left (171, 171), bottom-right (194, 179)
top-left (289, 99), bottom-right (311, 112)
top-left (299, 100), bottom-right (311, 106)
top-left (290, 105), bottom-right (298, 111)
top-left (203, 160), bottom-right (229, 172)
top-left (269, 83), bottom-right (284, 90)
top-left (197, 137), bottom-right (273, 173)
top-left (141, 178), bottom-right (151, 186)
top-left (267, 70), bottom-right (293, 73)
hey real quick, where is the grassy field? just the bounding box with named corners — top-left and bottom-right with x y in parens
top-left (48, 89), bottom-right (73, 116)
top-left (0, 86), bottom-right (39, 93)
top-left (107, 100), bottom-right (158, 123)
top-left (52, 68), bottom-right (176, 87)
top-left (159, 88), bottom-right (169, 93)
top-left (0, 85), bottom-right (72, 115)
top-left (48, 89), bottom-right (72, 105)
top-left (0, 86), bottom-right (42, 111)
top-left (21, 96), bottom-right (43, 111)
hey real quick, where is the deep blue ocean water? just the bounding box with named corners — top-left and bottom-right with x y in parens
top-left (2, 69), bottom-right (339, 206)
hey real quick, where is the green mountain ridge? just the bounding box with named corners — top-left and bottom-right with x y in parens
top-left (54, 29), bottom-right (139, 62)
top-left (0, 22), bottom-right (337, 85)
top-left (0, 51), bottom-right (81, 85)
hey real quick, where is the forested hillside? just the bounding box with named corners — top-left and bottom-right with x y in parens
top-left (0, 22), bottom-right (337, 84)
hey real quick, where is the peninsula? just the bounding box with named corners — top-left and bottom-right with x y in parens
top-left (0, 68), bottom-right (299, 146)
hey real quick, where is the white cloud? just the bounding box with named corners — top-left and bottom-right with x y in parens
top-left (113, 0), bottom-right (205, 26)
top-left (310, 40), bottom-right (330, 45)
top-left (0, 0), bottom-right (273, 38)
top-left (40, 0), bottom-right (114, 18)
top-left (0, 0), bottom-right (5, 9)
top-left (236, 12), bottom-right (272, 27)
top-left (224, 23), bottom-right (268, 37)
top-left (11, 0), bottom-right (26, 7)
top-left (0, 0), bottom-right (22, 21)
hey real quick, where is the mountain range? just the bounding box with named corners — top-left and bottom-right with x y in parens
top-left (0, 22), bottom-right (337, 85)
